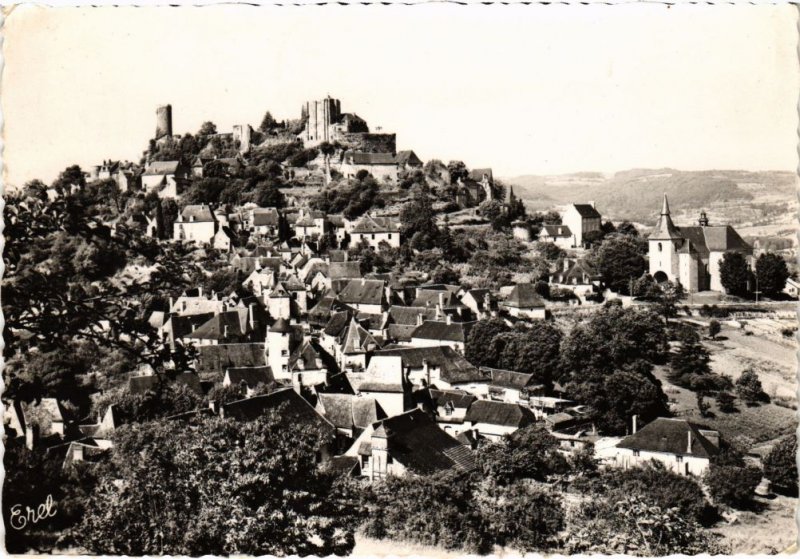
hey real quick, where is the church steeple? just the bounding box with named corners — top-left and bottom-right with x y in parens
top-left (649, 193), bottom-right (682, 240)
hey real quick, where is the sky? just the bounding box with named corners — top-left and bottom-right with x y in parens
top-left (3, 3), bottom-right (798, 187)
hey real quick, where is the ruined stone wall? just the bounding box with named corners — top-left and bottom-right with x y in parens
top-left (338, 133), bottom-right (396, 154)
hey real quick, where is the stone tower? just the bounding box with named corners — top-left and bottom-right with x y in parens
top-left (155, 105), bottom-right (173, 140)
top-left (648, 193), bottom-right (682, 283)
top-left (232, 124), bottom-right (252, 154)
top-left (302, 97), bottom-right (342, 145)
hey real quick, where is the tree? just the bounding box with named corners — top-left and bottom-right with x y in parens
top-left (716, 391), bottom-right (736, 413)
top-left (705, 464), bottom-right (762, 509)
top-left (492, 323), bottom-right (563, 388)
top-left (400, 190), bottom-right (441, 251)
top-left (696, 392), bottom-right (710, 417)
top-left (735, 368), bottom-right (764, 403)
top-left (75, 411), bottom-right (355, 556)
top-left (479, 423), bottom-right (568, 484)
top-left (763, 435), bottom-right (798, 495)
top-left (258, 111), bottom-right (278, 132)
top-left (592, 236), bottom-right (647, 295)
top-left (669, 329), bottom-right (726, 392)
top-left (446, 160), bottom-right (469, 184)
top-left (464, 318), bottom-right (511, 368)
top-left (253, 179), bottom-right (286, 208)
top-left (537, 241), bottom-right (565, 261)
top-left (718, 251), bottom-right (751, 296)
top-left (755, 252), bottom-right (789, 297)
top-left (616, 221), bottom-right (639, 237)
top-left (319, 141), bottom-right (336, 185)
top-left (708, 319), bottom-right (721, 340)
top-left (197, 121), bottom-right (218, 136)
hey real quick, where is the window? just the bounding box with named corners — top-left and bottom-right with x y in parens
top-left (633, 450), bottom-right (640, 457)
top-left (658, 242), bottom-right (662, 252)
top-left (676, 455), bottom-right (683, 463)
top-left (388, 234), bottom-right (392, 239)
top-left (371, 234), bottom-right (375, 240)
top-left (282, 350), bottom-right (288, 356)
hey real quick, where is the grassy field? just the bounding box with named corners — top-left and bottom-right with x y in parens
top-left (710, 494), bottom-right (798, 554)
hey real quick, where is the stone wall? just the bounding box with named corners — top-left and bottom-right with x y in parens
top-left (338, 132), bottom-right (396, 154)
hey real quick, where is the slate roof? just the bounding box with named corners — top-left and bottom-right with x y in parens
top-left (329, 261), bottom-right (363, 280)
top-left (677, 226), bottom-right (752, 257)
top-left (395, 150), bottom-right (422, 167)
top-left (570, 203), bottom-right (602, 219)
top-left (342, 318), bottom-right (381, 354)
top-left (465, 400), bottom-right (537, 428)
top-left (196, 343), bottom-right (266, 374)
top-left (616, 417), bottom-right (720, 459)
top-left (324, 310), bottom-right (354, 337)
top-left (288, 339), bottom-right (335, 372)
top-left (351, 216), bottom-right (401, 234)
top-left (338, 279), bottom-right (386, 306)
top-left (129, 372), bottom-right (203, 395)
top-left (502, 284), bottom-right (545, 309)
top-left (375, 346), bottom-right (488, 384)
top-left (327, 455), bottom-right (360, 476)
top-left (372, 408), bottom-right (477, 474)
top-left (388, 305), bottom-right (437, 326)
top-left (226, 366), bottom-right (273, 388)
top-left (411, 290), bottom-right (464, 309)
top-left (222, 388), bottom-right (335, 435)
top-left (231, 256), bottom-right (282, 275)
top-left (167, 312), bottom-right (216, 340)
top-left (186, 309), bottom-right (257, 341)
top-left (180, 204), bottom-right (215, 223)
top-left (411, 320), bottom-right (475, 343)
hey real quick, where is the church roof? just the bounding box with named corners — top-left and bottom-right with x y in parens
top-left (648, 194), bottom-right (682, 240)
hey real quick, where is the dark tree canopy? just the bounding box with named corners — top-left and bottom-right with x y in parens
top-left (755, 252), bottom-right (789, 297)
top-left (763, 435), bottom-right (798, 495)
top-left (592, 235), bottom-right (647, 295)
top-left (718, 251), bottom-right (751, 296)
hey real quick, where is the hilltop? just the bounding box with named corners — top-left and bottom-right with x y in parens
top-left (505, 169), bottom-right (796, 227)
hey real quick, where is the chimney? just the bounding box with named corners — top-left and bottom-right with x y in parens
top-left (208, 399), bottom-right (219, 415)
top-left (223, 324), bottom-right (229, 339)
top-left (198, 286), bottom-right (203, 298)
top-left (484, 292), bottom-right (492, 311)
top-left (417, 313), bottom-right (424, 326)
top-left (563, 258), bottom-right (570, 272)
top-left (422, 359), bottom-right (431, 385)
top-left (169, 296), bottom-right (174, 311)
top-left (446, 314), bottom-right (452, 325)
top-left (25, 425), bottom-right (39, 451)
top-left (687, 430), bottom-right (693, 454)
top-left (632, 415), bottom-right (637, 434)
top-left (438, 292), bottom-right (445, 309)
top-left (249, 303), bottom-right (256, 329)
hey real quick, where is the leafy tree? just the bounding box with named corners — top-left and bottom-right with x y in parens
top-left (491, 322), bottom-right (563, 388)
top-left (735, 368), bottom-right (764, 403)
top-left (705, 464), bottom-right (762, 509)
top-left (669, 328), bottom-right (729, 392)
top-left (718, 251), bottom-right (751, 296)
top-left (755, 252), bottom-right (789, 297)
top-left (478, 423), bottom-right (568, 484)
top-left (23, 179), bottom-right (49, 200)
top-left (696, 392), bottom-right (710, 417)
top-left (763, 435), bottom-right (798, 495)
top-left (253, 179), bottom-right (286, 208)
top-left (446, 160), bottom-right (469, 184)
top-left (616, 221), bottom-right (639, 237)
top-left (465, 318), bottom-right (511, 367)
top-left (592, 235), bottom-right (647, 294)
top-left (708, 319), bottom-right (721, 340)
top-left (537, 241), bottom-right (565, 261)
top-left (75, 411), bottom-right (354, 556)
top-left (197, 121), bottom-right (218, 136)
top-left (400, 190), bottom-right (441, 251)
top-left (92, 382), bottom-right (203, 425)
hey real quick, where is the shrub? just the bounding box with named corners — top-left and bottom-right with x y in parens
top-left (705, 464), bottom-right (762, 508)
top-left (763, 435), bottom-right (798, 495)
top-left (716, 391), bottom-right (736, 413)
top-left (735, 369), bottom-right (765, 403)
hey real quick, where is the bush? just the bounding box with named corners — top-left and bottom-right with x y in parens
top-left (705, 464), bottom-right (762, 508)
top-left (735, 368), bottom-right (765, 403)
top-left (716, 391), bottom-right (736, 413)
top-left (763, 435), bottom-right (798, 495)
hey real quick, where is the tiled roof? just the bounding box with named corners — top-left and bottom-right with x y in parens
top-left (329, 261), bottom-right (362, 280)
top-left (502, 283), bottom-right (545, 309)
top-left (373, 408), bottom-right (476, 474)
top-left (339, 279), bottom-right (386, 306)
top-left (429, 389), bottom-right (477, 410)
top-left (196, 343), bottom-right (266, 374)
top-left (616, 417), bottom-right (720, 459)
top-left (144, 161), bottom-right (180, 176)
top-left (483, 367), bottom-right (538, 390)
top-left (222, 388), bottom-right (336, 435)
top-left (388, 305), bottom-right (437, 326)
top-left (226, 366), bottom-right (273, 388)
top-left (323, 310), bottom-right (353, 337)
top-left (411, 320), bottom-right (475, 343)
top-left (252, 208), bottom-right (280, 226)
top-left (465, 400), bottom-right (536, 428)
top-left (540, 224), bottom-right (572, 238)
top-left (410, 290), bottom-right (463, 309)
top-left (318, 394), bottom-right (386, 430)
top-left (571, 203), bottom-right (602, 219)
top-left (288, 339), bottom-right (335, 372)
top-left (375, 346), bottom-right (487, 384)
top-left (186, 309), bottom-right (253, 341)
top-left (180, 205), bottom-right (215, 223)
top-left (351, 216), bottom-right (400, 234)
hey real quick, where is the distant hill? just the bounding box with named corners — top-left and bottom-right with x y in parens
top-left (504, 169), bottom-right (796, 227)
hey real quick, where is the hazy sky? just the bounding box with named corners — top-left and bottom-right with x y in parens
top-left (3, 4), bottom-right (798, 187)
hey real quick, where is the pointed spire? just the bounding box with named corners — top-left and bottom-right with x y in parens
top-left (661, 193), bottom-right (671, 216)
top-left (649, 194), bottom-right (682, 240)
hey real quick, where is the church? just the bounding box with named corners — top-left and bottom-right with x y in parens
top-left (648, 195), bottom-right (752, 293)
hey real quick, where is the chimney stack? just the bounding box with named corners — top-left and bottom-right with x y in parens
top-left (632, 415), bottom-right (637, 434)
top-left (446, 314), bottom-right (452, 326)
top-left (417, 313), bottom-right (424, 326)
top-left (223, 324), bottom-right (229, 339)
top-left (687, 430), bottom-right (693, 454)
top-left (249, 303), bottom-right (256, 329)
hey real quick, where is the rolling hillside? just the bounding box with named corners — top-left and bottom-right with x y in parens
top-left (505, 169), bottom-right (796, 227)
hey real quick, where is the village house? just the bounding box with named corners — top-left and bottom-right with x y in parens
top-left (349, 355), bottom-right (410, 417)
top-left (315, 393), bottom-right (386, 439)
top-left (349, 215), bottom-right (402, 249)
top-left (409, 318), bottom-right (475, 352)
top-left (141, 160), bottom-right (188, 198)
top-left (249, 207), bottom-right (282, 238)
top-left (173, 204), bottom-right (218, 244)
top-left (338, 279), bottom-right (390, 314)
top-left (648, 195), bottom-right (753, 293)
top-left (612, 416), bottom-right (720, 476)
top-left (340, 151), bottom-right (399, 183)
top-left (458, 288), bottom-right (496, 320)
top-left (561, 203), bottom-right (602, 247)
top-left (463, 399), bottom-right (537, 441)
top-left (374, 345), bottom-right (490, 392)
top-left (500, 283), bottom-right (547, 319)
top-left (428, 389), bottom-right (478, 436)
top-left (538, 224), bottom-right (575, 250)
top-left (482, 367), bottom-right (544, 404)
top-left (287, 338), bottom-right (336, 389)
top-left (293, 209), bottom-right (327, 239)
top-left (394, 150), bottom-right (423, 170)
top-left (222, 365), bottom-right (273, 396)
top-left (549, 258), bottom-right (602, 298)
top-left (344, 408), bottom-right (476, 481)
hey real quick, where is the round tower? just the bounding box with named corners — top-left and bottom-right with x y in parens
top-left (155, 104), bottom-right (173, 140)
